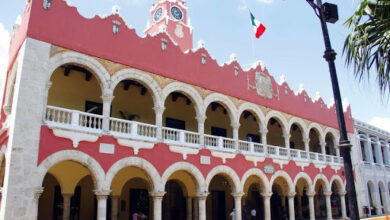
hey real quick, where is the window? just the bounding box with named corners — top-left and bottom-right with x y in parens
top-left (85, 101), bottom-right (103, 115)
top-left (360, 141), bottom-right (368, 161)
top-left (211, 127), bottom-right (227, 137)
top-left (166, 118), bottom-right (185, 130)
top-left (372, 143), bottom-right (377, 163)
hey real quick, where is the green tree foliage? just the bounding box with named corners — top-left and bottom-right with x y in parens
top-left (343, 0), bottom-right (390, 95)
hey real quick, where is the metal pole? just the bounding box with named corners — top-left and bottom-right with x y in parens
top-left (313, 0), bottom-right (360, 219)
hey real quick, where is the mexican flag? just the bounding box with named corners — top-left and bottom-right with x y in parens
top-left (250, 12), bottom-right (266, 39)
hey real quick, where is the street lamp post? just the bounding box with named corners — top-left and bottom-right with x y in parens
top-left (305, 0), bottom-right (359, 219)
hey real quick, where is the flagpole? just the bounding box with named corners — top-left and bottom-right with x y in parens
top-left (248, 9), bottom-right (256, 62)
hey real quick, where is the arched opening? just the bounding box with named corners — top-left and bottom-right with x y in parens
top-left (314, 180), bottom-right (327, 219)
top-left (163, 169), bottom-right (199, 220)
top-left (378, 182), bottom-right (388, 215)
top-left (289, 123), bottom-right (304, 150)
top-left (38, 161), bottom-right (97, 220)
top-left (48, 64), bottom-right (102, 114)
top-left (110, 167), bottom-right (153, 220)
top-left (309, 129), bottom-right (321, 153)
top-left (243, 175), bottom-right (266, 220)
top-left (331, 182), bottom-right (342, 218)
top-left (295, 178), bottom-right (310, 219)
top-left (325, 133), bottom-right (337, 156)
top-left (239, 111), bottom-right (261, 143)
top-left (368, 181), bottom-right (377, 215)
top-left (205, 102), bottom-right (233, 149)
top-left (162, 92), bottom-right (198, 142)
top-left (112, 80), bottom-right (155, 124)
top-left (163, 180), bottom-right (186, 220)
top-left (271, 177), bottom-right (290, 220)
top-left (267, 117), bottom-right (285, 147)
top-left (207, 175), bottom-right (234, 220)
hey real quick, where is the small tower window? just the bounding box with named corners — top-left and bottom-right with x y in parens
top-left (201, 55), bottom-right (207, 65)
top-left (43, 0), bottom-right (51, 9)
top-left (161, 39), bottom-right (168, 51)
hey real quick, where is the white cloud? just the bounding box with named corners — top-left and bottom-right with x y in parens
top-left (369, 117), bottom-right (390, 133)
top-left (257, 0), bottom-right (275, 4)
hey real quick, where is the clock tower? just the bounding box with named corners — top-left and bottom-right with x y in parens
top-left (145, 0), bottom-right (193, 52)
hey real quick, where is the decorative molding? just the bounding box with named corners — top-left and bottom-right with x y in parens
top-left (245, 155), bottom-right (266, 166)
top-left (314, 163), bottom-right (327, 172)
top-left (52, 129), bottom-right (99, 148)
top-left (272, 159), bottom-right (289, 169)
top-left (116, 138), bottom-right (154, 155)
top-left (295, 161), bottom-right (310, 171)
top-left (169, 145), bottom-right (199, 160)
top-left (211, 151), bottom-right (236, 164)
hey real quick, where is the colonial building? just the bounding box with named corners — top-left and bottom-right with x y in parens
top-left (353, 119), bottom-right (390, 217)
top-left (0, 0), bottom-right (354, 219)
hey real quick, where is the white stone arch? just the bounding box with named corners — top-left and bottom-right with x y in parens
top-left (330, 175), bottom-right (345, 192)
top-left (162, 82), bottom-right (204, 117)
top-left (204, 93), bottom-right (238, 125)
top-left (264, 110), bottom-right (288, 135)
top-left (308, 122), bottom-right (325, 143)
top-left (161, 162), bottom-right (206, 193)
top-left (111, 68), bottom-right (163, 108)
top-left (46, 51), bottom-right (111, 93)
top-left (240, 168), bottom-right (270, 192)
top-left (237, 103), bottom-right (266, 130)
top-left (269, 170), bottom-right (294, 194)
top-left (36, 150), bottom-right (105, 190)
top-left (324, 128), bottom-right (340, 144)
top-left (288, 117), bottom-right (308, 138)
top-left (313, 174), bottom-right (331, 192)
top-left (205, 165), bottom-right (241, 193)
top-left (293, 172), bottom-right (314, 192)
top-left (367, 180), bottom-right (378, 207)
top-left (105, 157), bottom-right (162, 192)
top-left (378, 181), bottom-right (389, 210)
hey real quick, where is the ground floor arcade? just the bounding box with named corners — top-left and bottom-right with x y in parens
top-left (35, 151), bottom-right (347, 220)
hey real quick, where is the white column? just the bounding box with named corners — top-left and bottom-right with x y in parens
top-left (283, 132), bottom-right (291, 148)
top-left (95, 190), bottom-right (110, 220)
top-left (324, 191), bottom-right (333, 220)
top-left (307, 191), bottom-right (316, 220)
top-left (197, 193), bottom-right (208, 220)
top-left (111, 196), bottom-right (119, 220)
top-left (193, 197), bottom-right (199, 220)
top-left (101, 93), bottom-right (114, 132)
top-left (153, 106), bottom-right (166, 141)
top-left (261, 191), bottom-right (272, 220)
top-left (186, 197), bottom-right (193, 220)
top-left (260, 128), bottom-right (268, 145)
top-left (232, 192), bottom-right (244, 220)
top-left (288, 192), bottom-right (296, 220)
top-left (303, 137), bottom-right (310, 152)
top-left (150, 191), bottom-right (165, 220)
top-left (62, 194), bottom-right (72, 220)
top-left (320, 140), bottom-right (326, 155)
top-left (33, 187), bottom-right (44, 220)
top-left (196, 115), bottom-right (206, 146)
top-left (231, 122), bottom-right (240, 150)
top-left (339, 191), bottom-right (347, 219)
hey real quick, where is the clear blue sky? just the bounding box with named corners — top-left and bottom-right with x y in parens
top-left (0, 0), bottom-right (389, 131)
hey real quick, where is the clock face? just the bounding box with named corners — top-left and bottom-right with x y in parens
top-left (154, 8), bottom-right (163, 21)
top-left (171, 6), bottom-right (183, 20)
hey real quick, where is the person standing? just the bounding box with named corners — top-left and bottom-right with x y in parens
top-left (250, 208), bottom-right (256, 220)
top-left (230, 208), bottom-right (236, 220)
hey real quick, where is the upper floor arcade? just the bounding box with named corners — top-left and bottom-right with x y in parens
top-left (29, 50), bottom-right (345, 166)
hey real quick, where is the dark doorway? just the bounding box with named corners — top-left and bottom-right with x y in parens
top-left (212, 191), bottom-right (226, 220)
top-left (163, 181), bottom-right (186, 220)
top-left (129, 189), bottom-right (150, 219)
top-left (166, 118), bottom-right (186, 130)
top-left (211, 127), bottom-right (227, 138)
top-left (70, 186), bottom-right (81, 220)
top-left (85, 101), bottom-right (103, 115)
top-left (53, 185), bottom-right (63, 220)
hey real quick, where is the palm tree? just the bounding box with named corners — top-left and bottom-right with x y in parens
top-left (343, 0), bottom-right (390, 95)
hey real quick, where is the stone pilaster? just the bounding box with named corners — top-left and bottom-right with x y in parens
top-left (260, 129), bottom-right (268, 145)
top-left (306, 191), bottom-right (316, 220)
top-left (261, 191), bottom-right (272, 220)
top-left (197, 192), bottom-right (208, 220)
top-left (324, 191), bottom-right (333, 220)
top-left (196, 115), bottom-right (206, 146)
top-left (232, 192), bottom-right (244, 220)
top-left (95, 189), bottom-right (111, 220)
top-left (153, 106), bottom-right (166, 141)
top-left (288, 192), bottom-right (296, 220)
top-left (62, 194), bottom-right (73, 220)
top-left (101, 93), bottom-right (114, 133)
top-left (150, 191), bottom-right (166, 220)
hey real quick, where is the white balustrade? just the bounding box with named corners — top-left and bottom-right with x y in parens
top-left (44, 106), bottom-right (345, 165)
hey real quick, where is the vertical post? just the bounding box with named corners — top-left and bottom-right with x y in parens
top-left (153, 106), bottom-right (166, 141)
top-left (261, 191), bottom-right (272, 220)
top-left (306, 191), bottom-right (316, 220)
top-left (367, 137), bottom-right (374, 164)
top-left (320, 140), bottom-right (326, 155)
top-left (339, 191), bottom-right (347, 219)
top-left (232, 192), bottom-right (244, 220)
top-left (288, 192), bottom-right (296, 220)
top-left (324, 191), bottom-right (333, 220)
top-left (33, 187), bottom-right (44, 220)
top-left (283, 132), bottom-right (291, 149)
top-left (186, 197), bottom-right (193, 220)
top-left (231, 122), bottom-right (240, 150)
top-left (150, 191), bottom-right (165, 220)
top-left (94, 190), bottom-right (110, 220)
top-left (260, 128), bottom-right (268, 145)
top-left (303, 137), bottom-right (310, 152)
top-left (62, 194), bottom-right (72, 220)
top-left (311, 0), bottom-right (360, 218)
top-left (197, 193), bottom-right (208, 220)
top-left (111, 196), bottom-right (119, 220)
top-left (101, 94), bottom-right (114, 133)
top-left (196, 115), bottom-right (206, 146)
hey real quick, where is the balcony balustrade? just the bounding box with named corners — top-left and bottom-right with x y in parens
top-left (44, 106), bottom-right (344, 165)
